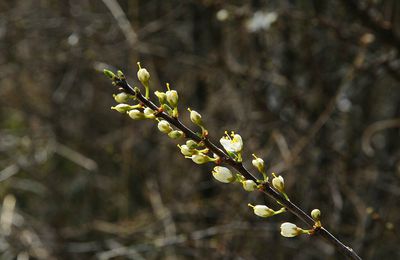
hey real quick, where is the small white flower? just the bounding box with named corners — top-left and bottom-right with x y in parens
top-left (220, 132), bottom-right (243, 153)
top-left (242, 180), bottom-right (257, 191)
top-left (212, 166), bottom-right (235, 183)
top-left (253, 205), bottom-right (275, 218)
top-left (157, 120), bottom-right (172, 134)
top-left (166, 90), bottom-right (178, 107)
top-left (272, 175), bottom-right (284, 192)
top-left (280, 222), bottom-right (300, 238)
top-left (128, 109), bottom-right (144, 120)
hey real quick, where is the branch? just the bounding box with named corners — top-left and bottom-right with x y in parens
top-left (114, 78), bottom-right (362, 259)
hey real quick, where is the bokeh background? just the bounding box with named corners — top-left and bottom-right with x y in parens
top-left (1, 0), bottom-right (400, 259)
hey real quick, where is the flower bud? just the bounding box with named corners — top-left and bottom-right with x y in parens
top-left (190, 154), bottom-right (213, 164)
top-left (178, 145), bottom-right (194, 156)
top-left (137, 64), bottom-right (150, 84)
top-left (117, 70), bottom-right (125, 80)
top-left (272, 175), bottom-right (284, 192)
top-left (157, 120), bottom-right (173, 134)
top-left (111, 104), bottom-right (132, 113)
top-left (189, 109), bottom-right (203, 126)
top-left (280, 222), bottom-right (301, 238)
top-left (168, 130), bottom-right (184, 139)
top-left (128, 109), bottom-right (145, 120)
top-left (166, 90), bottom-right (178, 108)
top-left (212, 166), bottom-right (235, 183)
top-left (252, 156), bottom-right (265, 173)
top-left (143, 107), bottom-right (155, 119)
top-left (103, 69), bottom-right (116, 80)
top-left (311, 209), bottom-right (321, 221)
top-left (186, 140), bottom-right (198, 149)
top-left (154, 91), bottom-right (167, 104)
top-left (113, 92), bottom-right (130, 103)
top-left (242, 180), bottom-right (257, 191)
top-left (252, 205), bottom-right (275, 218)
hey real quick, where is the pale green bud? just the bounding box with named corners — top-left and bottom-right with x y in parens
top-left (137, 68), bottom-right (150, 84)
top-left (311, 209), bottom-right (321, 221)
top-left (168, 130), bottom-right (184, 139)
top-left (186, 140), bottom-right (198, 149)
top-left (212, 166), bottom-right (235, 183)
top-left (242, 180), bottom-right (257, 191)
top-left (103, 69), bottom-right (116, 80)
top-left (143, 107), bottom-right (155, 119)
top-left (161, 104), bottom-right (174, 116)
top-left (113, 92), bottom-right (130, 103)
top-left (179, 144), bottom-right (194, 156)
top-left (157, 120), bottom-right (173, 134)
top-left (190, 154), bottom-right (212, 164)
top-left (252, 205), bottom-right (275, 218)
top-left (272, 175), bottom-right (285, 192)
top-left (111, 104), bottom-right (132, 113)
top-left (252, 156), bottom-right (265, 173)
top-left (280, 222), bottom-right (301, 238)
top-left (117, 70), bottom-right (125, 80)
top-left (154, 91), bottom-right (167, 104)
top-left (189, 109), bottom-right (203, 126)
top-left (166, 90), bottom-right (178, 108)
top-left (128, 109), bottom-right (145, 120)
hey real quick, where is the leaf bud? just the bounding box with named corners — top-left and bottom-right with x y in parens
top-left (103, 69), bottom-right (116, 80)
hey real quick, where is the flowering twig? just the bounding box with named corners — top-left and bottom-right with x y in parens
top-left (103, 65), bottom-right (362, 260)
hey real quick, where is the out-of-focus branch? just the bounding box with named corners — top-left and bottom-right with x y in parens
top-left (341, 0), bottom-right (400, 51)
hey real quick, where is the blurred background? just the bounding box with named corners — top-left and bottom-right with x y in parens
top-left (1, 0), bottom-right (399, 259)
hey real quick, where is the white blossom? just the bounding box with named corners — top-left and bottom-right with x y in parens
top-left (220, 133), bottom-right (243, 153)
